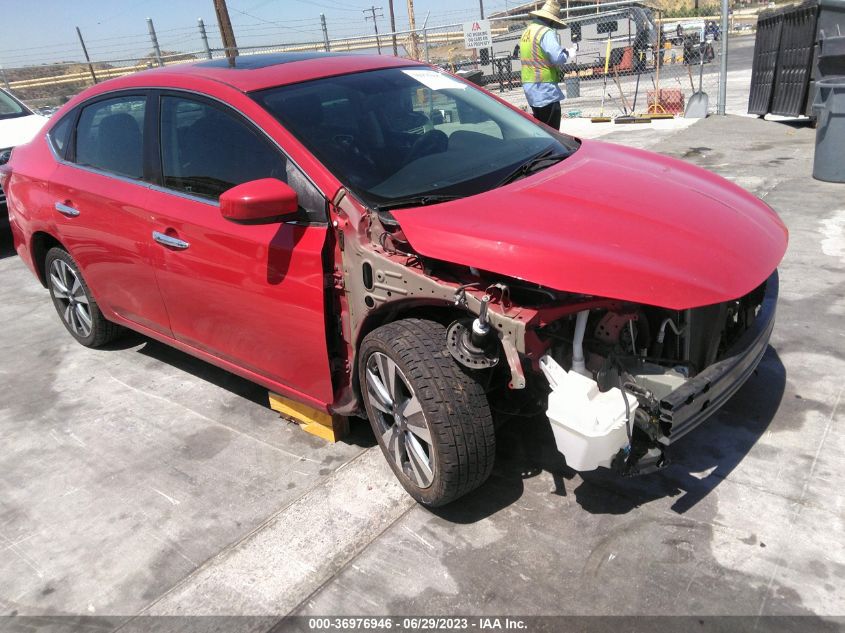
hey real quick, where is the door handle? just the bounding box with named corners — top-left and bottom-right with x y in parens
top-left (152, 231), bottom-right (190, 250)
top-left (55, 202), bottom-right (80, 217)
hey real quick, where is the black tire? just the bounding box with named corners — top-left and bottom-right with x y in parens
top-left (45, 247), bottom-right (121, 348)
top-left (358, 318), bottom-right (495, 506)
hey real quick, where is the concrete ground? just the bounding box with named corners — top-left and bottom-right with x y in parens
top-left (1, 59), bottom-right (844, 632)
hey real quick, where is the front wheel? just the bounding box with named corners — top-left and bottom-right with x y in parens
top-left (359, 318), bottom-right (496, 506)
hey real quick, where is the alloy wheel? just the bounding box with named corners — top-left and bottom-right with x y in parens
top-left (49, 259), bottom-right (93, 338)
top-left (365, 351), bottom-right (435, 489)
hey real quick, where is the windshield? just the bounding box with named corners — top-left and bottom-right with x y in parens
top-left (252, 67), bottom-right (578, 207)
top-left (0, 89), bottom-right (31, 121)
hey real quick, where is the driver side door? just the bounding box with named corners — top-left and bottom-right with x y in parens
top-left (145, 92), bottom-right (334, 407)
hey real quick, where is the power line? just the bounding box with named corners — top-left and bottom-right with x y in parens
top-left (288, 0), bottom-right (364, 14)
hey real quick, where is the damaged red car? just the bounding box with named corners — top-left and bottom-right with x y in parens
top-left (1, 53), bottom-right (787, 506)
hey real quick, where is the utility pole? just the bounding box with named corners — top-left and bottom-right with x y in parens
top-left (479, 0), bottom-right (485, 19)
top-left (320, 14), bottom-right (331, 52)
top-left (213, 0), bottom-right (239, 62)
top-left (198, 18), bottom-right (213, 59)
top-left (75, 27), bottom-right (98, 84)
top-left (147, 18), bottom-right (164, 67)
top-left (387, 0), bottom-right (398, 56)
top-left (364, 6), bottom-right (384, 54)
top-left (406, 0), bottom-right (420, 60)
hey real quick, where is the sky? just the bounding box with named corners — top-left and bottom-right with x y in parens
top-left (0, 0), bottom-right (515, 68)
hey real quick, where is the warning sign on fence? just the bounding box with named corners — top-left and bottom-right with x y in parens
top-left (462, 20), bottom-right (492, 50)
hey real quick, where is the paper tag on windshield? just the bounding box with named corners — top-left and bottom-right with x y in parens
top-left (402, 69), bottom-right (467, 91)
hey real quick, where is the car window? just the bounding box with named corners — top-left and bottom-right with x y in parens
top-left (0, 89), bottom-right (30, 120)
top-left (160, 96), bottom-right (287, 202)
top-left (252, 67), bottom-right (578, 207)
top-left (159, 95), bottom-right (327, 222)
top-left (412, 86), bottom-right (503, 140)
top-left (75, 95), bottom-right (146, 179)
top-left (48, 114), bottom-right (74, 157)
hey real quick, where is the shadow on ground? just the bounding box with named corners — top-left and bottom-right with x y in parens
top-left (768, 117), bottom-right (816, 130)
top-left (128, 334), bottom-right (376, 448)
top-left (434, 347), bottom-right (786, 524)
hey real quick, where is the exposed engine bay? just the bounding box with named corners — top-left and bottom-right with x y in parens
top-left (438, 271), bottom-right (773, 477)
top-left (331, 189), bottom-right (778, 478)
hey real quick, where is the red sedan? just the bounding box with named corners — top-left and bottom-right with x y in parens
top-left (0, 53), bottom-right (787, 506)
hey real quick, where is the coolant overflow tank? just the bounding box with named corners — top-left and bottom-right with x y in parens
top-left (540, 355), bottom-right (637, 471)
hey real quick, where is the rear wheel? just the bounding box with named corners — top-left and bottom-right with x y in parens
top-left (45, 247), bottom-right (121, 347)
top-left (359, 318), bottom-right (495, 506)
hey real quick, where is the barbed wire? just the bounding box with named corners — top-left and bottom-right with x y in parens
top-left (0, 4), bottom-right (520, 69)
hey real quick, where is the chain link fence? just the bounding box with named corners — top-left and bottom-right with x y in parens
top-left (1, 8), bottom-right (724, 121)
top-left (434, 13), bottom-right (724, 119)
top-left (478, 35), bottom-right (723, 119)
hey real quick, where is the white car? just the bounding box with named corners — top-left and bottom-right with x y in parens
top-left (1, 88), bottom-right (47, 208)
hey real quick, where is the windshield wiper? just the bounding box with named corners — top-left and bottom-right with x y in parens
top-left (496, 149), bottom-right (570, 187)
top-left (374, 194), bottom-right (463, 212)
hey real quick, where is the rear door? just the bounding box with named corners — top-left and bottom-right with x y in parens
top-left (48, 92), bottom-right (172, 336)
top-left (145, 91), bottom-right (334, 405)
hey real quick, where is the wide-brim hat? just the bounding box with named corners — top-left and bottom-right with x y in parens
top-left (530, 0), bottom-right (566, 26)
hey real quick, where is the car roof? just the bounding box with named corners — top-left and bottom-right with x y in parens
top-left (98, 52), bottom-right (424, 94)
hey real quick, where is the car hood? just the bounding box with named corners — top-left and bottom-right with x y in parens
top-left (392, 140), bottom-right (788, 310)
top-left (0, 114), bottom-right (47, 149)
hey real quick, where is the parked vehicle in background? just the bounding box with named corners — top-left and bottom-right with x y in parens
top-left (36, 106), bottom-right (60, 118)
top-left (1, 53), bottom-right (787, 506)
top-left (0, 88), bottom-right (47, 211)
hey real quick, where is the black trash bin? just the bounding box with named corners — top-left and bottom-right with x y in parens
top-left (812, 77), bottom-right (845, 182)
top-left (748, 0), bottom-right (845, 118)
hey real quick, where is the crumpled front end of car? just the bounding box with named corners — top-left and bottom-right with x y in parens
top-left (330, 137), bottom-right (787, 478)
top-left (531, 272), bottom-right (778, 475)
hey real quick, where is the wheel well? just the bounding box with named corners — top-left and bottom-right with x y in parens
top-left (31, 232), bottom-right (65, 287)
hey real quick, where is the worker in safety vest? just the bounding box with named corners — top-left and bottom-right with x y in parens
top-left (519, 0), bottom-right (577, 130)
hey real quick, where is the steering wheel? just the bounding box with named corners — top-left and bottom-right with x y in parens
top-left (332, 134), bottom-right (378, 170)
top-left (405, 129), bottom-right (449, 164)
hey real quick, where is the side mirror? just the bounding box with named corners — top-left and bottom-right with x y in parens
top-left (220, 178), bottom-right (299, 224)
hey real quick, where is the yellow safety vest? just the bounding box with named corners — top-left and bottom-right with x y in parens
top-left (520, 23), bottom-right (560, 84)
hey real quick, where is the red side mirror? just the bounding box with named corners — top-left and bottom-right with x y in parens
top-left (220, 178), bottom-right (299, 223)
